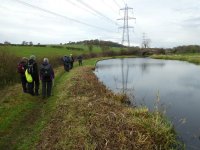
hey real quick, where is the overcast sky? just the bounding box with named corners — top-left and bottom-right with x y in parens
top-left (0, 0), bottom-right (200, 48)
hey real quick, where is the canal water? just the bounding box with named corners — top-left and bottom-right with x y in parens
top-left (94, 58), bottom-right (200, 150)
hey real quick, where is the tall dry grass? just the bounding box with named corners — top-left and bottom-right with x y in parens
top-left (0, 48), bottom-right (20, 88)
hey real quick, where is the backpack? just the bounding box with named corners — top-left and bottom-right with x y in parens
top-left (27, 62), bottom-right (34, 74)
top-left (63, 56), bottom-right (70, 64)
top-left (41, 64), bottom-right (51, 78)
top-left (17, 62), bottom-right (25, 74)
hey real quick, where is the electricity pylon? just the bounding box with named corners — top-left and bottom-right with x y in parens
top-left (117, 4), bottom-right (136, 47)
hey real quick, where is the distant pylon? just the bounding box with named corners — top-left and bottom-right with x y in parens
top-left (117, 4), bottom-right (136, 47)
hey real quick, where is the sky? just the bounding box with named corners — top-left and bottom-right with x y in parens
top-left (0, 0), bottom-right (200, 48)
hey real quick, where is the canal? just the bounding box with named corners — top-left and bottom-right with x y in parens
top-left (95, 58), bottom-right (200, 149)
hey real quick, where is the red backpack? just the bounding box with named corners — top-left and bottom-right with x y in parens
top-left (17, 62), bottom-right (25, 74)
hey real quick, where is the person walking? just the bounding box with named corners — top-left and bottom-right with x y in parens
top-left (40, 58), bottom-right (54, 99)
top-left (69, 54), bottom-right (74, 69)
top-left (77, 55), bottom-right (83, 66)
top-left (17, 57), bottom-right (28, 93)
top-left (63, 55), bottom-right (71, 72)
top-left (27, 55), bottom-right (39, 96)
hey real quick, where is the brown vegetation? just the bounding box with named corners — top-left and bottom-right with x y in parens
top-left (0, 49), bottom-right (20, 88)
top-left (36, 67), bottom-right (182, 149)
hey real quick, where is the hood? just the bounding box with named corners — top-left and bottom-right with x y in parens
top-left (42, 62), bottom-right (49, 66)
top-left (29, 59), bottom-right (35, 64)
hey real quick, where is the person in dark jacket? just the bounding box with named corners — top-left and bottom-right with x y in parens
top-left (77, 55), bottom-right (83, 66)
top-left (69, 54), bottom-right (74, 69)
top-left (63, 55), bottom-right (71, 72)
top-left (17, 57), bottom-right (28, 93)
top-left (27, 55), bottom-right (40, 96)
top-left (40, 58), bottom-right (54, 99)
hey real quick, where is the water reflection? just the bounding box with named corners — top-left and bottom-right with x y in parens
top-left (94, 58), bottom-right (200, 149)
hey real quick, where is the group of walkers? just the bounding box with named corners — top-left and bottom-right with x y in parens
top-left (17, 54), bottom-right (83, 99)
top-left (62, 54), bottom-right (83, 71)
top-left (18, 55), bottom-right (54, 99)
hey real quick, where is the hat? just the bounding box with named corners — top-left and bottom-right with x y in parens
top-left (30, 55), bottom-right (36, 60)
top-left (21, 57), bottom-right (28, 62)
top-left (43, 58), bottom-right (49, 63)
top-left (22, 57), bottom-right (28, 60)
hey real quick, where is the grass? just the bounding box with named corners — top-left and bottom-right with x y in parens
top-left (0, 57), bottom-right (183, 149)
top-left (2, 46), bottom-right (85, 57)
top-left (0, 67), bottom-right (65, 149)
top-left (36, 65), bottom-right (182, 149)
top-left (151, 53), bottom-right (200, 64)
top-left (0, 44), bottom-right (123, 57)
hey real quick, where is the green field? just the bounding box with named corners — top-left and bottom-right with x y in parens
top-left (1, 45), bottom-right (123, 57)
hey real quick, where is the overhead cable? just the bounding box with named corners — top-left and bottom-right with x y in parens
top-left (76, 0), bottom-right (119, 26)
top-left (112, 0), bottom-right (121, 9)
top-left (13, 0), bottom-right (115, 33)
top-left (65, 0), bottom-right (98, 17)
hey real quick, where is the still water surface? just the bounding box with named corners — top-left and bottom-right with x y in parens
top-left (94, 58), bottom-right (200, 149)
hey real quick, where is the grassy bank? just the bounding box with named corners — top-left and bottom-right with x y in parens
top-left (36, 65), bottom-right (182, 149)
top-left (151, 54), bottom-right (200, 64)
top-left (0, 58), bottom-right (183, 149)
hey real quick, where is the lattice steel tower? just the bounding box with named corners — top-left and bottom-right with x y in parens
top-left (117, 4), bottom-right (136, 47)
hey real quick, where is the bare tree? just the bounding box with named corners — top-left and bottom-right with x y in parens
top-left (142, 38), bottom-right (151, 48)
top-left (142, 33), bottom-right (151, 48)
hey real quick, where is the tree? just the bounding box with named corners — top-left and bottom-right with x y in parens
top-left (22, 41), bottom-right (26, 45)
top-left (88, 43), bottom-right (93, 53)
top-left (100, 44), bottom-right (110, 52)
top-left (4, 41), bottom-right (11, 45)
top-left (29, 41), bottom-right (33, 46)
top-left (142, 38), bottom-right (151, 49)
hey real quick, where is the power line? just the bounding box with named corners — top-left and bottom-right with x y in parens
top-left (66, 0), bottom-right (118, 26)
top-left (102, 0), bottom-right (119, 14)
top-left (121, 0), bottom-right (126, 5)
top-left (12, 0), bottom-right (115, 33)
top-left (113, 0), bottom-right (121, 9)
top-left (76, 0), bottom-right (119, 26)
top-left (65, 0), bottom-right (99, 18)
